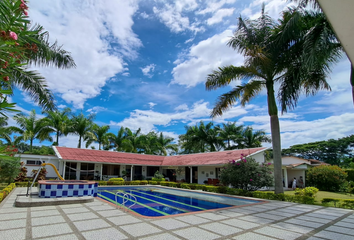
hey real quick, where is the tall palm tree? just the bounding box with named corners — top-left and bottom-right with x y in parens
top-left (154, 132), bottom-right (178, 156)
top-left (70, 113), bottom-right (95, 148)
top-left (205, 7), bottom-right (330, 193)
top-left (122, 128), bottom-right (145, 153)
top-left (9, 109), bottom-right (53, 152)
top-left (239, 127), bottom-right (271, 148)
top-left (218, 122), bottom-right (244, 150)
top-left (108, 126), bottom-right (127, 151)
top-left (42, 107), bottom-right (71, 146)
top-left (85, 124), bottom-right (111, 150)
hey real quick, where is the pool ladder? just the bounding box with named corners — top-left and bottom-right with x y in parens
top-left (115, 191), bottom-right (137, 212)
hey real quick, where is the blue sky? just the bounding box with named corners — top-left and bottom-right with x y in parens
top-left (9, 0), bottom-right (354, 149)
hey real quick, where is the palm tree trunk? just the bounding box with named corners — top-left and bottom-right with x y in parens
top-left (351, 63), bottom-right (354, 107)
top-left (267, 82), bottom-right (284, 194)
top-left (78, 135), bottom-right (81, 148)
top-left (56, 130), bottom-right (59, 146)
top-left (30, 139), bottom-right (33, 152)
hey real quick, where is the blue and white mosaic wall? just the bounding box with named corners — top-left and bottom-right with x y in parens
top-left (38, 183), bottom-right (98, 198)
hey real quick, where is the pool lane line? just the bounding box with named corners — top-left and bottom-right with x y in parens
top-left (131, 190), bottom-right (207, 211)
top-left (103, 190), bottom-right (169, 216)
top-left (97, 193), bottom-right (139, 215)
top-left (105, 190), bottom-right (189, 214)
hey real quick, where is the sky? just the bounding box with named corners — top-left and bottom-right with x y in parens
top-left (9, 0), bottom-right (354, 150)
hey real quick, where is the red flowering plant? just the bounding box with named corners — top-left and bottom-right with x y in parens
top-left (219, 154), bottom-right (274, 191)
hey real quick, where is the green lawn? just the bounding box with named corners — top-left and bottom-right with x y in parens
top-left (283, 190), bottom-right (354, 201)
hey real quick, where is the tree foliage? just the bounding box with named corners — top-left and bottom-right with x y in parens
top-left (0, 145), bottom-right (20, 184)
top-left (307, 165), bottom-right (347, 192)
top-left (220, 155), bottom-right (273, 191)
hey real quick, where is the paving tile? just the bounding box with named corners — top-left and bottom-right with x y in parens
top-left (41, 234), bottom-right (79, 240)
top-left (334, 221), bottom-right (354, 228)
top-left (273, 208), bottom-right (303, 214)
top-left (268, 210), bottom-right (295, 217)
top-left (30, 206), bottom-right (58, 211)
top-left (232, 232), bottom-right (277, 240)
top-left (139, 233), bottom-right (182, 240)
top-left (325, 225), bottom-right (354, 236)
top-left (314, 230), bottom-right (354, 240)
top-left (67, 212), bottom-right (99, 221)
top-left (88, 205), bottom-right (116, 211)
top-left (82, 227), bottom-right (128, 240)
top-left (0, 219), bottom-right (26, 230)
top-left (238, 215), bottom-right (275, 224)
top-left (73, 219), bottom-right (111, 231)
top-left (341, 216), bottom-right (354, 223)
top-left (59, 204), bottom-right (84, 209)
top-left (0, 228), bottom-right (26, 240)
top-left (254, 226), bottom-right (302, 240)
top-left (61, 207), bottom-right (90, 214)
top-left (120, 222), bottom-right (162, 237)
top-left (151, 218), bottom-right (190, 230)
top-left (217, 211), bottom-right (244, 218)
top-left (0, 207), bottom-right (27, 213)
top-left (32, 215), bottom-right (66, 226)
top-left (32, 223), bottom-right (72, 238)
top-left (96, 209), bottom-right (126, 218)
top-left (270, 222), bottom-right (313, 234)
top-left (304, 213), bottom-right (338, 220)
top-left (31, 210), bottom-right (60, 217)
top-left (296, 215), bottom-right (332, 224)
top-left (199, 222), bottom-right (243, 236)
top-left (285, 218), bottom-right (323, 228)
top-left (107, 215), bottom-right (142, 225)
top-left (173, 227), bottom-right (220, 240)
top-left (221, 219), bottom-right (260, 229)
top-left (175, 215), bottom-right (211, 225)
top-left (0, 211), bottom-right (27, 220)
top-left (196, 212), bottom-right (229, 220)
top-left (253, 213), bottom-right (287, 220)
top-left (306, 237), bottom-right (326, 240)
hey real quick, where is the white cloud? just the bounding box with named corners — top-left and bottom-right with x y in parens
top-left (148, 102), bottom-right (157, 109)
top-left (206, 8), bottom-right (235, 25)
top-left (174, 103), bottom-right (189, 111)
top-left (152, 0), bottom-right (204, 33)
top-left (86, 106), bottom-right (108, 114)
top-left (141, 64), bottom-right (156, 78)
top-left (197, 0), bottom-right (237, 15)
top-left (58, 104), bottom-right (67, 109)
top-left (28, 0), bottom-right (142, 108)
top-left (140, 12), bottom-right (149, 19)
top-left (171, 28), bottom-right (243, 87)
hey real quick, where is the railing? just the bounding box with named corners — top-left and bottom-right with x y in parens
top-left (115, 191), bottom-right (137, 211)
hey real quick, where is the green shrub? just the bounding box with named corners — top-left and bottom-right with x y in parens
top-left (152, 177), bottom-right (164, 182)
top-left (153, 171), bottom-right (165, 181)
top-left (140, 180), bottom-right (148, 185)
top-left (160, 181), bottom-right (168, 186)
top-left (217, 186), bottom-right (228, 194)
top-left (346, 170), bottom-right (354, 182)
top-left (168, 182), bottom-right (177, 187)
top-left (108, 178), bottom-right (124, 182)
top-left (342, 199), bottom-right (354, 209)
top-left (130, 180), bottom-right (140, 185)
top-left (148, 181), bottom-right (158, 185)
top-left (189, 184), bottom-right (197, 190)
top-left (15, 182), bottom-right (37, 187)
top-left (322, 198), bottom-right (341, 207)
top-left (107, 181), bottom-right (125, 185)
top-left (295, 187), bottom-right (319, 198)
top-left (307, 165), bottom-right (347, 192)
top-left (98, 181), bottom-right (107, 186)
top-left (176, 183), bottom-right (181, 188)
top-left (124, 181), bottom-right (131, 185)
top-left (195, 184), bottom-right (204, 190)
top-left (220, 155), bottom-right (273, 191)
top-left (181, 183), bottom-right (190, 189)
top-left (203, 185), bottom-right (218, 192)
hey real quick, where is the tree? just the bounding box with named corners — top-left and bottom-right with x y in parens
top-left (307, 165), bottom-right (347, 192)
top-left (218, 122), bottom-right (244, 150)
top-left (108, 126), bottom-right (127, 151)
top-left (122, 128), bottom-right (145, 153)
top-left (42, 108), bottom-right (71, 146)
top-left (85, 124), bottom-right (111, 150)
top-left (0, 0), bottom-right (75, 112)
top-left (205, 7), bottom-right (331, 194)
top-left (70, 113), bottom-right (95, 148)
top-left (145, 132), bottom-right (178, 156)
top-left (9, 109), bottom-right (53, 152)
top-left (0, 146), bottom-right (20, 184)
top-left (240, 127), bottom-right (271, 148)
top-left (220, 155), bottom-right (273, 191)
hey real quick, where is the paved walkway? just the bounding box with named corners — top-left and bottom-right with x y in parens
top-left (1, 188), bottom-right (354, 240)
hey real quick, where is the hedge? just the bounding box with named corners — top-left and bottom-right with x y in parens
top-left (108, 178), bottom-right (124, 182)
top-left (0, 183), bottom-right (16, 204)
top-left (346, 170), bottom-right (354, 182)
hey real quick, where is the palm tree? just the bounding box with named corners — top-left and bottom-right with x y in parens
top-left (85, 124), bottom-right (111, 150)
top-left (218, 122), bottom-right (244, 150)
top-left (70, 113), bottom-right (95, 148)
top-left (153, 132), bottom-right (178, 156)
top-left (239, 127), bottom-right (271, 148)
top-left (42, 108), bottom-right (71, 146)
top-left (9, 109), bottom-right (53, 152)
top-left (0, 0), bottom-right (75, 111)
top-left (205, 7), bottom-right (331, 193)
top-left (108, 126), bottom-right (127, 151)
top-left (122, 128), bottom-right (145, 153)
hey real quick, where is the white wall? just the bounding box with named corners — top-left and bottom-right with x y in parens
top-left (197, 166), bottom-right (216, 184)
top-left (251, 152), bottom-right (266, 164)
top-left (282, 157), bottom-right (310, 165)
top-left (19, 154), bottom-right (59, 178)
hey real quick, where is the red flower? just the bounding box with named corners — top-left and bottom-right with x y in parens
top-left (24, 10), bottom-right (28, 16)
top-left (3, 76), bottom-right (9, 81)
top-left (9, 31), bottom-right (18, 40)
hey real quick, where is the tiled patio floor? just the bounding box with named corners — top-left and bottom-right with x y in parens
top-left (1, 188), bottom-right (354, 240)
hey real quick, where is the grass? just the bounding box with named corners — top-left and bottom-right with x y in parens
top-left (284, 190), bottom-right (354, 201)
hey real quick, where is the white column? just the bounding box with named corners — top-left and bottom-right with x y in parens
top-left (76, 162), bottom-right (81, 180)
top-left (100, 164), bottom-right (103, 180)
top-left (62, 161), bottom-right (66, 180)
top-left (284, 168), bottom-right (288, 189)
top-left (190, 166), bottom-right (192, 184)
top-left (130, 165), bottom-right (134, 181)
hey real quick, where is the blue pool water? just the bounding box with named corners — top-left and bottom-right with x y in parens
top-left (97, 186), bottom-right (260, 217)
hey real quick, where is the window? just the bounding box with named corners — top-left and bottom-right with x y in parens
top-left (147, 166), bottom-right (160, 177)
top-left (65, 162), bottom-right (77, 180)
top-left (26, 160), bottom-right (45, 165)
top-left (80, 163), bottom-right (95, 180)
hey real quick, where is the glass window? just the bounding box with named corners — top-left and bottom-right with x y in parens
top-left (26, 160), bottom-right (45, 165)
top-left (80, 163), bottom-right (95, 180)
top-left (65, 162), bottom-right (77, 180)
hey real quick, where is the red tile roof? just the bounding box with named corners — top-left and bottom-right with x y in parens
top-left (53, 146), bottom-right (267, 166)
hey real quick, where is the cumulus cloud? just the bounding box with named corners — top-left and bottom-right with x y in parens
top-left (28, 0), bottom-right (142, 108)
top-left (86, 106), bottom-right (108, 114)
top-left (141, 64), bottom-right (156, 78)
top-left (206, 8), bottom-right (235, 25)
top-left (148, 102), bottom-right (157, 109)
top-left (171, 28), bottom-right (243, 87)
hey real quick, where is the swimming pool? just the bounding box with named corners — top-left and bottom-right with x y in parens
top-left (97, 186), bottom-right (262, 217)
